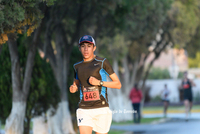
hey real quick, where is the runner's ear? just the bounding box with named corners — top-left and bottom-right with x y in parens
top-left (93, 45), bottom-right (96, 52)
top-left (78, 46), bottom-right (81, 51)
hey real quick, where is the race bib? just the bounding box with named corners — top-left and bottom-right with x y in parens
top-left (83, 86), bottom-right (100, 101)
top-left (183, 84), bottom-right (189, 89)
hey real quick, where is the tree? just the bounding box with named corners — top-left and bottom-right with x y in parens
top-left (0, 38), bottom-right (60, 134)
top-left (168, 0), bottom-right (200, 47)
top-left (0, 1), bottom-right (56, 134)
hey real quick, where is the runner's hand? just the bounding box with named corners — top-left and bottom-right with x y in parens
top-left (69, 82), bottom-right (78, 93)
top-left (89, 76), bottom-right (100, 86)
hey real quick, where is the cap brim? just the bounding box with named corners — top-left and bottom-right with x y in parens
top-left (79, 41), bottom-right (95, 45)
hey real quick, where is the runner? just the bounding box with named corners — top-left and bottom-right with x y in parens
top-left (181, 71), bottom-right (196, 121)
top-left (160, 84), bottom-right (170, 117)
top-left (69, 35), bottom-right (121, 134)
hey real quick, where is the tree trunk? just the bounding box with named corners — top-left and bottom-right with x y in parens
top-left (33, 116), bottom-right (48, 134)
top-left (46, 26), bottom-right (75, 134)
top-left (47, 102), bottom-right (75, 134)
top-left (122, 56), bottom-right (139, 97)
top-left (6, 24), bottom-right (41, 134)
top-left (6, 34), bottom-right (26, 134)
top-left (107, 57), bottom-right (132, 122)
top-left (5, 102), bottom-right (26, 134)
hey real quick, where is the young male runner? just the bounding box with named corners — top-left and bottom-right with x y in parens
top-left (181, 71), bottom-right (196, 121)
top-left (69, 35), bottom-right (121, 134)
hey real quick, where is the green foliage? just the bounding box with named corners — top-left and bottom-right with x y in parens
top-left (0, 0), bottom-right (56, 43)
top-left (68, 46), bottom-right (82, 113)
top-left (150, 95), bottom-right (161, 102)
top-left (178, 71), bottom-right (183, 79)
top-left (0, 34), bottom-right (60, 125)
top-left (0, 44), bottom-right (12, 123)
top-left (188, 52), bottom-right (200, 68)
top-left (97, 33), bottom-right (129, 62)
top-left (169, 0), bottom-right (200, 47)
top-left (126, 0), bottom-right (172, 39)
top-left (26, 52), bottom-right (60, 117)
top-left (147, 67), bottom-right (184, 79)
top-left (186, 27), bottom-right (200, 58)
top-left (121, 0), bottom-right (172, 61)
top-left (148, 67), bottom-right (171, 79)
top-left (94, 0), bottom-right (173, 62)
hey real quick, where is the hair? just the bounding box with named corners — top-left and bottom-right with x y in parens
top-left (79, 42), bottom-right (94, 47)
top-left (184, 71), bottom-right (188, 75)
top-left (134, 83), bottom-right (138, 90)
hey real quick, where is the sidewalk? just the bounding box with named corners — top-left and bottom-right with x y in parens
top-left (143, 112), bottom-right (200, 119)
top-left (143, 109), bottom-right (200, 114)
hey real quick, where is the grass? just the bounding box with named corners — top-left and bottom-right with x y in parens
top-left (92, 130), bottom-right (126, 134)
top-left (142, 105), bottom-right (200, 114)
top-left (111, 117), bottom-right (163, 125)
top-left (1, 125), bottom-right (4, 129)
top-left (108, 130), bottom-right (126, 134)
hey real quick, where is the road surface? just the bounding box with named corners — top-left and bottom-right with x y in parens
top-left (111, 113), bottom-right (200, 134)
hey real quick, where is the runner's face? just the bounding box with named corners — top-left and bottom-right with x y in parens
top-left (79, 42), bottom-right (96, 61)
top-left (184, 73), bottom-right (188, 79)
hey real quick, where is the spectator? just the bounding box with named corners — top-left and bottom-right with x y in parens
top-left (129, 83), bottom-right (143, 123)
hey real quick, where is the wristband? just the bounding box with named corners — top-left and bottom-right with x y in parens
top-left (99, 81), bottom-right (103, 86)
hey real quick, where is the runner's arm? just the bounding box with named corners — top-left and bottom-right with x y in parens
top-left (89, 73), bottom-right (121, 89)
top-left (69, 79), bottom-right (80, 93)
top-left (189, 79), bottom-right (196, 87)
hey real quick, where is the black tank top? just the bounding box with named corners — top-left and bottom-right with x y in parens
top-left (182, 79), bottom-right (192, 95)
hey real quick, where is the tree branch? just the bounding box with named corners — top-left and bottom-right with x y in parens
top-left (22, 19), bottom-right (44, 98)
top-left (44, 18), bottom-right (57, 73)
top-left (7, 33), bottom-right (23, 101)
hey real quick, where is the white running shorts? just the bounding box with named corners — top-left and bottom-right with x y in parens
top-left (76, 107), bottom-right (112, 133)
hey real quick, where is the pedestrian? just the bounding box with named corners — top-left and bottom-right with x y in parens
top-left (129, 83), bottom-right (143, 124)
top-left (69, 35), bottom-right (121, 134)
top-left (160, 84), bottom-right (170, 117)
top-left (181, 71), bottom-right (196, 121)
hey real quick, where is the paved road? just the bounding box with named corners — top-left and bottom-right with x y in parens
top-left (111, 113), bottom-right (200, 134)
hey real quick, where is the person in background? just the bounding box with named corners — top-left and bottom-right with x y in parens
top-left (181, 71), bottom-right (196, 121)
top-left (129, 83), bottom-right (143, 124)
top-left (160, 84), bottom-right (170, 117)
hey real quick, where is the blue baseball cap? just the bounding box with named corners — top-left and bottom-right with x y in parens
top-left (79, 35), bottom-right (96, 46)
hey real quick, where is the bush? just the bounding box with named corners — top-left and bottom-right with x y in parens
top-left (148, 67), bottom-right (170, 79)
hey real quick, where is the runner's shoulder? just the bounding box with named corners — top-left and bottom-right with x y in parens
top-left (95, 56), bottom-right (106, 61)
top-left (73, 60), bottom-right (83, 68)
